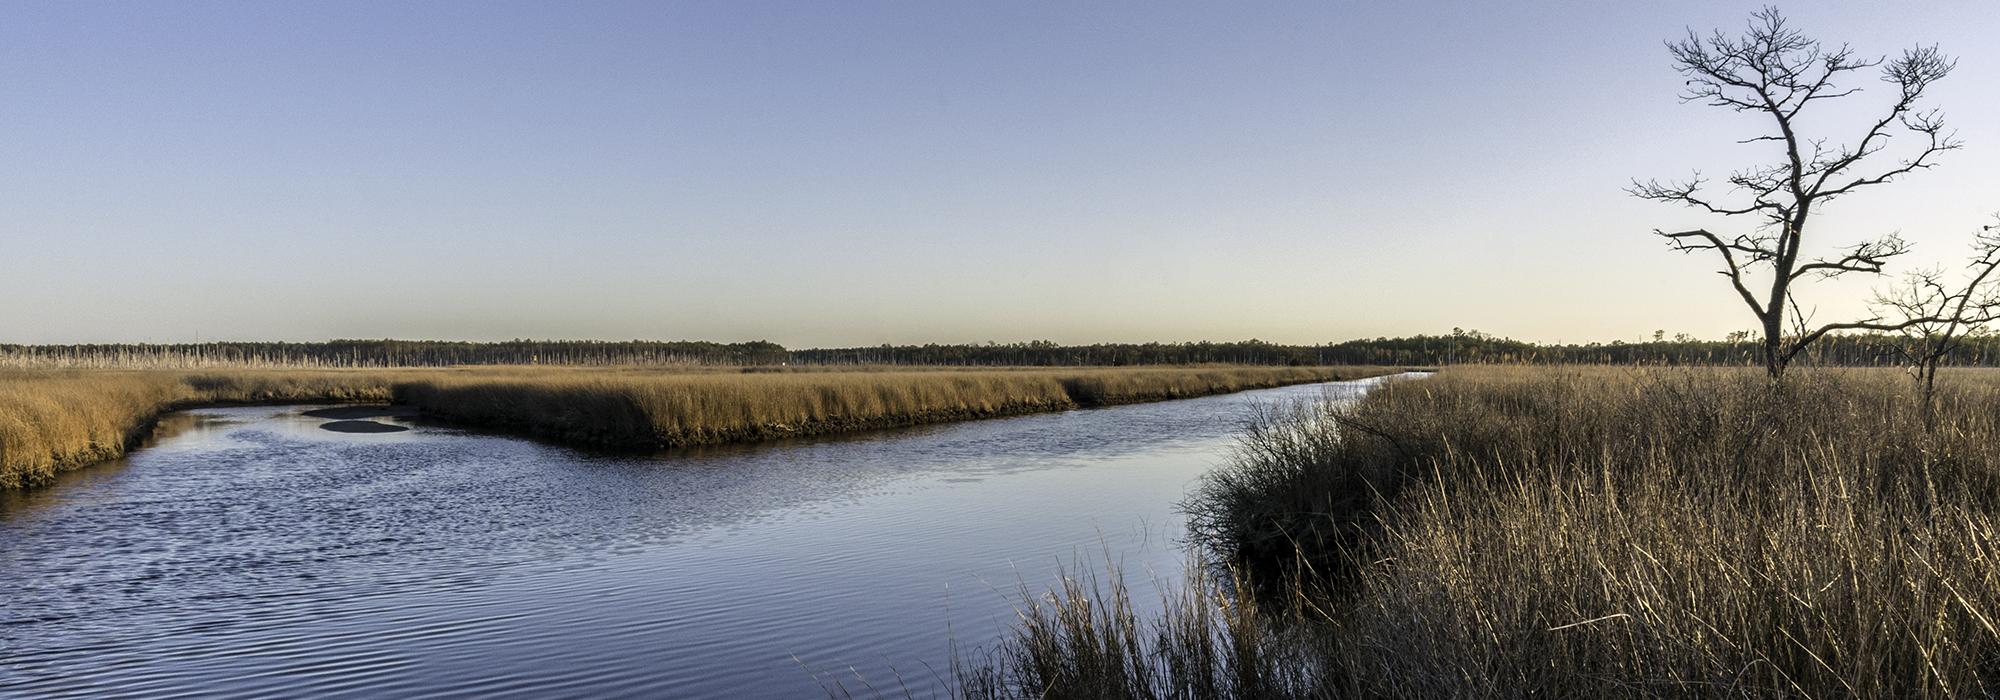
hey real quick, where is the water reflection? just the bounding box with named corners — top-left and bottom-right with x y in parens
top-left (0, 375), bottom-right (1402, 698)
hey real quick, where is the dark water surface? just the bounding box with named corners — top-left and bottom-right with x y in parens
top-left (1, 375), bottom-right (1398, 698)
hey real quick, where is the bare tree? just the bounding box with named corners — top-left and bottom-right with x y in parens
top-left (1872, 216), bottom-right (2000, 421)
top-left (1631, 7), bottom-right (1961, 379)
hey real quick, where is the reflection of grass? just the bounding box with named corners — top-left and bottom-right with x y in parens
top-left (0, 365), bottom-right (1395, 489)
top-left (394, 366), bottom-right (1393, 449)
top-left (0, 370), bottom-right (402, 489)
top-left (961, 366), bottom-right (2000, 697)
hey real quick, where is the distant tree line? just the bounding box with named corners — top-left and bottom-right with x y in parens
top-left (796, 331), bottom-right (1988, 368)
top-left (0, 339), bottom-right (790, 368)
top-left (6, 331), bottom-right (2000, 369)
top-left (788, 339), bottom-right (1330, 366)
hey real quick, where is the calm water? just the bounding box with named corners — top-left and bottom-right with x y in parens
top-left (1, 375), bottom-right (1398, 698)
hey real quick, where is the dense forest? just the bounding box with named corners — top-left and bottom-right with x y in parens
top-left (3, 330), bottom-right (1995, 369)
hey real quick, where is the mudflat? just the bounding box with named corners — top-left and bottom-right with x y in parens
top-left (318, 420), bottom-right (410, 434)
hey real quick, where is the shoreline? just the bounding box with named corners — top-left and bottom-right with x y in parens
top-left (1, 366), bottom-right (1404, 490)
top-left (406, 369), bottom-right (1403, 451)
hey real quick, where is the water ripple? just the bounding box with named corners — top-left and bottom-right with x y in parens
top-left (0, 376), bottom-right (1400, 698)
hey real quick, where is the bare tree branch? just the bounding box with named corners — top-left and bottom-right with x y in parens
top-left (1656, 228), bottom-right (1767, 318)
top-left (1791, 234), bottom-right (1911, 279)
top-left (1635, 8), bottom-right (1961, 379)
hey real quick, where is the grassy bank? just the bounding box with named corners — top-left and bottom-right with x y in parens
top-left (392, 366), bottom-right (1391, 449)
top-left (0, 365), bottom-right (1395, 490)
top-left (962, 366), bottom-right (2000, 697)
top-left (0, 370), bottom-right (405, 489)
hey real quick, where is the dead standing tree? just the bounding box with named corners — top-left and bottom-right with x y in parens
top-left (1871, 217), bottom-right (2000, 422)
top-left (1631, 7), bottom-right (1961, 379)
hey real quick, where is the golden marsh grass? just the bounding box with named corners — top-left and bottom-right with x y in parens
top-left (392, 366), bottom-right (1392, 448)
top-left (0, 365), bottom-right (1394, 490)
top-left (0, 369), bottom-right (406, 489)
top-left (964, 366), bottom-right (2000, 697)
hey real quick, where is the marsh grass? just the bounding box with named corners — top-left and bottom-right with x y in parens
top-left (0, 369), bottom-right (404, 489)
top-left (954, 560), bottom-right (1334, 700)
top-left (391, 366), bottom-right (1387, 449)
top-left (962, 367), bottom-right (2000, 698)
top-left (0, 365), bottom-right (1392, 489)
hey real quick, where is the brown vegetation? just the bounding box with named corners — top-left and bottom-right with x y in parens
top-left (390, 366), bottom-right (1386, 448)
top-left (0, 370), bottom-right (401, 489)
top-left (964, 366), bottom-right (2000, 697)
top-left (0, 365), bottom-right (1393, 490)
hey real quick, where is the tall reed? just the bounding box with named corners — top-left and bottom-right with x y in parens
top-left (0, 370), bottom-right (402, 489)
top-left (1, 365), bottom-right (1392, 490)
top-left (391, 366), bottom-right (1386, 449)
top-left (962, 367), bottom-right (2000, 697)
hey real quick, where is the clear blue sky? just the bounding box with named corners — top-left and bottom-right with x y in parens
top-left (4, 2), bottom-right (1996, 346)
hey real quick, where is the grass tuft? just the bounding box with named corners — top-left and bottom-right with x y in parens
top-left (962, 367), bottom-right (2000, 697)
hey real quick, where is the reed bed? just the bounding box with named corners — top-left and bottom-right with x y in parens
top-left (390, 366), bottom-right (1387, 449)
top-left (0, 365), bottom-right (1392, 490)
top-left (0, 370), bottom-right (406, 489)
top-left (961, 366), bottom-right (2000, 698)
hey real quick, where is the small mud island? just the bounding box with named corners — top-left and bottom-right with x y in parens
top-left (317, 419), bottom-right (411, 434)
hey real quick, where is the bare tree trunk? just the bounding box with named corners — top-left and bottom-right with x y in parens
top-left (1762, 316), bottom-right (1785, 379)
top-left (1633, 9), bottom-right (1960, 383)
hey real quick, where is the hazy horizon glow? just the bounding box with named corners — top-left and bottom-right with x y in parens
top-left (5, 2), bottom-right (1999, 347)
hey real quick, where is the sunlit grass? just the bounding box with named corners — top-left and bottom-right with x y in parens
top-left (0, 369), bottom-right (405, 489)
top-left (962, 366), bottom-right (2000, 697)
top-left (393, 366), bottom-right (1391, 448)
top-left (0, 365), bottom-right (1395, 490)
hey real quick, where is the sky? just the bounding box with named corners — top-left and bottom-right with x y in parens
top-left (3, 1), bottom-right (1998, 347)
